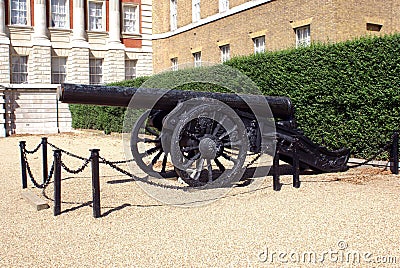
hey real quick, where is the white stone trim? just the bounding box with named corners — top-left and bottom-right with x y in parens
top-left (152, 0), bottom-right (273, 39)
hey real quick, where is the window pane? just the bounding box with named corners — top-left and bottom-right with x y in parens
top-left (89, 1), bottom-right (103, 31)
top-left (296, 25), bottom-right (311, 47)
top-left (125, 60), bottom-right (137, 80)
top-left (11, 55), bottom-right (28, 84)
top-left (123, 5), bottom-right (137, 33)
top-left (51, 0), bottom-right (68, 28)
top-left (52, 57), bottom-right (67, 83)
top-left (11, 0), bottom-right (27, 25)
top-left (253, 36), bottom-right (265, 54)
top-left (193, 52), bottom-right (201, 67)
top-left (220, 45), bottom-right (230, 62)
top-left (89, 58), bottom-right (103, 84)
top-left (170, 0), bottom-right (177, 31)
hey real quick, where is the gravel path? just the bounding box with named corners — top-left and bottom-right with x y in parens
top-left (1, 131), bottom-right (399, 267)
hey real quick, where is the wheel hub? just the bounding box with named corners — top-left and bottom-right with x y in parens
top-left (199, 137), bottom-right (218, 159)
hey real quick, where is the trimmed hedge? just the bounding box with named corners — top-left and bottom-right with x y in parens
top-left (70, 34), bottom-right (400, 159)
top-left (69, 77), bottom-right (148, 134)
top-left (225, 34), bottom-right (400, 159)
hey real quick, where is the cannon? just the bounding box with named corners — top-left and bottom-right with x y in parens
top-left (58, 83), bottom-right (350, 187)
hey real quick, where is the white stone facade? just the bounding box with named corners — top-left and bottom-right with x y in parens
top-left (0, 0), bottom-right (153, 136)
top-left (2, 84), bottom-right (72, 135)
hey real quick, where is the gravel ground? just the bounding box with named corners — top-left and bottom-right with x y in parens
top-left (1, 131), bottom-right (400, 267)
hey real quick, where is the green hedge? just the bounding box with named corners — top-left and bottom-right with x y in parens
top-left (69, 77), bottom-right (148, 134)
top-left (226, 34), bottom-right (400, 159)
top-left (70, 34), bottom-right (400, 159)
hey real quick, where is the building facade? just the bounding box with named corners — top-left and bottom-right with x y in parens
top-left (0, 0), bottom-right (152, 136)
top-left (0, 0), bottom-right (153, 85)
top-left (152, 0), bottom-right (400, 73)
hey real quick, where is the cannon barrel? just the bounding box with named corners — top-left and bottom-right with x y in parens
top-left (58, 83), bottom-right (295, 121)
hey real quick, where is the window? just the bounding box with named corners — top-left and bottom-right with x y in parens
top-left (123, 5), bottom-right (138, 33)
top-left (51, 0), bottom-right (68, 28)
top-left (51, 57), bottom-right (67, 84)
top-left (192, 0), bottom-right (200, 22)
top-left (220, 45), bottom-right (230, 62)
top-left (366, 23), bottom-right (382, 32)
top-left (253, 36), bottom-right (265, 54)
top-left (88, 1), bottom-right (104, 31)
top-left (11, 55), bottom-right (28, 84)
top-left (219, 0), bottom-right (229, 13)
top-left (296, 25), bottom-right (310, 47)
top-left (170, 0), bottom-right (177, 31)
top-left (10, 0), bottom-right (27, 25)
top-left (171, 58), bottom-right (178, 71)
top-left (125, 60), bottom-right (137, 80)
top-left (193, 52), bottom-right (201, 67)
top-left (89, 58), bottom-right (103, 84)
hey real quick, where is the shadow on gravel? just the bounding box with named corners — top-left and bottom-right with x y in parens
top-left (39, 164), bottom-right (342, 217)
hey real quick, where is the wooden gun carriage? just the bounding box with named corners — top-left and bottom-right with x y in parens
top-left (59, 83), bottom-right (349, 187)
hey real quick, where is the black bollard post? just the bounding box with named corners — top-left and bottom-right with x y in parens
top-left (90, 149), bottom-right (101, 218)
top-left (292, 137), bottom-right (301, 188)
top-left (19, 141), bottom-right (27, 189)
top-left (42, 137), bottom-right (48, 185)
top-left (54, 150), bottom-right (62, 216)
top-left (272, 141), bottom-right (281, 191)
top-left (390, 132), bottom-right (399, 175)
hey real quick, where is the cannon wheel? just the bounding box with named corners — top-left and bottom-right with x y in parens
top-left (170, 103), bottom-right (248, 187)
top-left (130, 110), bottom-right (177, 178)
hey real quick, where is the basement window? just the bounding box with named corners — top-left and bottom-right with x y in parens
top-left (366, 23), bottom-right (382, 32)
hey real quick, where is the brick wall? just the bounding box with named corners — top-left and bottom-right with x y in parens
top-left (152, 0), bottom-right (400, 73)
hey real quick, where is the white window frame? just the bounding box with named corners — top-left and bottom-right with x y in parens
top-left (51, 56), bottom-right (67, 84)
top-left (89, 58), bottom-right (103, 84)
top-left (88, 0), bottom-right (106, 31)
top-left (219, 0), bottom-right (229, 13)
top-left (125, 59), bottom-right (137, 80)
top-left (122, 4), bottom-right (139, 34)
top-left (296, 25), bottom-right (311, 48)
top-left (171, 58), bottom-right (178, 71)
top-left (170, 0), bottom-right (177, 31)
top-left (10, 0), bottom-right (29, 26)
top-left (193, 52), bottom-right (201, 67)
top-left (253, 36), bottom-right (265, 54)
top-left (192, 0), bottom-right (200, 23)
top-left (11, 55), bottom-right (28, 84)
top-left (50, 0), bottom-right (69, 29)
top-left (220, 44), bottom-right (230, 63)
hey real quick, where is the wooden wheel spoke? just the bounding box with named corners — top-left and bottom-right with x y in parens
top-left (221, 152), bottom-right (238, 164)
top-left (143, 138), bottom-right (159, 143)
top-left (151, 151), bottom-right (163, 165)
top-left (212, 115), bottom-right (227, 136)
top-left (145, 126), bottom-right (159, 136)
top-left (214, 158), bottom-right (226, 172)
top-left (181, 146), bottom-right (199, 152)
top-left (161, 154), bottom-right (168, 173)
top-left (183, 152), bottom-right (201, 169)
top-left (218, 125), bottom-right (237, 141)
top-left (207, 159), bottom-right (213, 182)
top-left (223, 140), bottom-right (242, 147)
